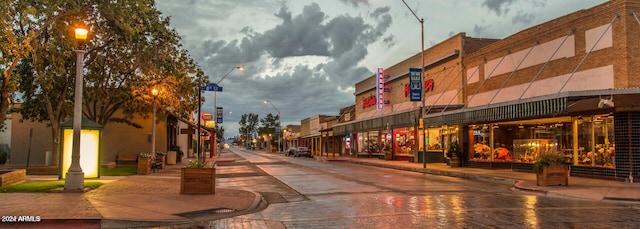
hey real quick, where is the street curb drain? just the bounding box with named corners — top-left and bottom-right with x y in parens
top-left (176, 208), bottom-right (236, 219)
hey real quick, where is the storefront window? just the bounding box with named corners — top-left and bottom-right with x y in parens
top-left (442, 126), bottom-right (459, 154)
top-left (393, 127), bottom-right (415, 155)
top-left (576, 114), bottom-right (615, 168)
top-left (425, 128), bottom-right (441, 150)
top-left (468, 118), bottom-right (572, 163)
top-left (471, 125), bottom-right (491, 161)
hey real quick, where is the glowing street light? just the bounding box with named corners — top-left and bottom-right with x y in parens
top-left (263, 100), bottom-right (281, 153)
top-left (64, 26), bottom-right (89, 190)
top-left (151, 88), bottom-right (158, 155)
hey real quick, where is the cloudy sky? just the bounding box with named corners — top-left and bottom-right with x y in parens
top-left (155, 0), bottom-right (606, 137)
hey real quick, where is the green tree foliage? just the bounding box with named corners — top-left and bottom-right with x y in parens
top-left (238, 113), bottom-right (259, 146)
top-left (258, 113), bottom-right (280, 145)
top-left (8, 0), bottom-right (205, 163)
top-left (0, 0), bottom-right (87, 130)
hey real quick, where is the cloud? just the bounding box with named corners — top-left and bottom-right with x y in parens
top-left (481, 0), bottom-right (515, 16)
top-left (511, 11), bottom-right (535, 25)
top-left (338, 0), bottom-right (370, 7)
top-left (182, 2), bottom-right (392, 136)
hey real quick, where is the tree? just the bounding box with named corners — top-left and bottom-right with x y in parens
top-left (238, 113), bottom-right (259, 147)
top-left (258, 113), bottom-right (279, 146)
top-left (13, 0), bottom-right (204, 164)
top-left (215, 125), bottom-right (225, 145)
top-left (0, 0), bottom-right (88, 130)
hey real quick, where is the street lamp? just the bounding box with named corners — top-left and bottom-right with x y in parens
top-left (151, 88), bottom-right (158, 155)
top-left (197, 66), bottom-right (243, 161)
top-left (263, 100), bottom-right (281, 153)
top-left (65, 26), bottom-right (88, 190)
top-left (213, 66), bottom-right (243, 129)
top-left (402, 0), bottom-right (427, 168)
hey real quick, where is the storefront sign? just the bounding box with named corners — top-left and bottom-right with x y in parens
top-left (362, 95), bottom-right (376, 108)
top-left (405, 78), bottom-right (435, 98)
top-left (377, 67), bottom-right (385, 110)
top-left (216, 107), bottom-right (223, 123)
top-left (409, 68), bottom-right (422, 102)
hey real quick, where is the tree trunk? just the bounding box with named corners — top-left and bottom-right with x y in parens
top-left (50, 124), bottom-right (61, 167)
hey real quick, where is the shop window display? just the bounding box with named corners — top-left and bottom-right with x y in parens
top-left (512, 139), bottom-right (558, 163)
top-left (576, 114), bottom-right (615, 168)
top-left (393, 128), bottom-right (415, 155)
top-left (471, 126), bottom-right (491, 161)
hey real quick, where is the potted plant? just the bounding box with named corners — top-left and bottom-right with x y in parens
top-left (180, 160), bottom-right (215, 194)
top-left (382, 143), bottom-right (392, 160)
top-left (533, 153), bottom-right (568, 186)
top-left (137, 152), bottom-right (153, 175)
top-left (448, 141), bottom-right (461, 167)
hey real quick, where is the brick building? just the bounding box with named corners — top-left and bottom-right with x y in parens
top-left (335, 0), bottom-right (640, 181)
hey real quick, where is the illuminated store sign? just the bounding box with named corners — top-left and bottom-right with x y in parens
top-left (377, 67), bottom-right (384, 110)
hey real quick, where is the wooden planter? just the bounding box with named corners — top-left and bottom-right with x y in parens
top-left (536, 164), bottom-right (568, 186)
top-left (181, 168), bottom-right (215, 194)
top-left (137, 158), bottom-right (151, 175)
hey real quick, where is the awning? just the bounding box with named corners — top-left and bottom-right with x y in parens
top-left (424, 89), bottom-right (640, 127)
top-left (172, 114), bottom-right (212, 135)
top-left (301, 132), bottom-right (321, 139)
top-left (334, 109), bottom-right (421, 135)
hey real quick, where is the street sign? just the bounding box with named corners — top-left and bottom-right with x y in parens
top-left (201, 83), bottom-right (223, 92)
top-left (216, 107), bottom-right (223, 124)
top-left (409, 68), bottom-right (422, 102)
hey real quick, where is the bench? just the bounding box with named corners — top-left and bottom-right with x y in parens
top-left (116, 152), bottom-right (139, 165)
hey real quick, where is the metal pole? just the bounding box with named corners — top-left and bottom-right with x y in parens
top-left (197, 83), bottom-right (202, 161)
top-left (151, 99), bottom-right (156, 154)
top-left (420, 18), bottom-right (426, 168)
top-left (213, 90), bottom-right (217, 157)
top-left (65, 49), bottom-right (86, 190)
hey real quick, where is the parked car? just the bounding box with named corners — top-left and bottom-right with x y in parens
top-left (294, 147), bottom-right (312, 158)
top-left (285, 147), bottom-right (297, 156)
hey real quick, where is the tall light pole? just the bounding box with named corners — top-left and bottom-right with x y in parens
top-left (213, 66), bottom-right (243, 131)
top-left (65, 26), bottom-right (88, 191)
top-left (401, 0), bottom-right (427, 168)
top-left (151, 88), bottom-right (158, 154)
top-left (212, 66), bottom-right (243, 157)
top-left (264, 100), bottom-right (281, 153)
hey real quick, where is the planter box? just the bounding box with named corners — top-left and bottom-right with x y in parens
top-left (536, 164), bottom-right (568, 186)
top-left (0, 169), bottom-right (26, 187)
top-left (137, 158), bottom-right (151, 175)
top-left (181, 168), bottom-right (215, 194)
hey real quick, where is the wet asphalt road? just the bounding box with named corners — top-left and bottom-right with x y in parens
top-left (204, 148), bottom-right (640, 229)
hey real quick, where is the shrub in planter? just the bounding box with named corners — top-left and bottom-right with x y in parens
top-left (533, 153), bottom-right (568, 186)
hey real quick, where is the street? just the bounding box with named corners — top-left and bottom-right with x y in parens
top-left (202, 147), bottom-right (640, 228)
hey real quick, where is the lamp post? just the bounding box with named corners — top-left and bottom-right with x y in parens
top-left (211, 66), bottom-right (242, 157)
top-left (151, 88), bottom-right (158, 155)
top-left (65, 27), bottom-right (88, 190)
top-left (402, 0), bottom-right (427, 168)
top-left (263, 100), bottom-right (281, 153)
top-left (213, 66), bottom-right (243, 130)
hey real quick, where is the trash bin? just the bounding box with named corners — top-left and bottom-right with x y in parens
top-left (167, 151), bottom-right (177, 165)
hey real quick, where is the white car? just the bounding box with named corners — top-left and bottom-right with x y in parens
top-left (285, 147), bottom-right (297, 156)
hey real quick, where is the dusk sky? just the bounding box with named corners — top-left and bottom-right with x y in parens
top-left (155, 0), bottom-right (606, 137)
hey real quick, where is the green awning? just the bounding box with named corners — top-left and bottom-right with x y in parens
top-left (424, 97), bottom-right (568, 126)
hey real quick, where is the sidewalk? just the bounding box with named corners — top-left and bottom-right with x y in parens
top-left (320, 156), bottom-right (640, 202)
top-left (0, 155), bottom-right (264, 229)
